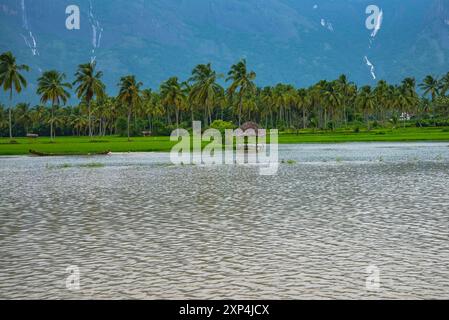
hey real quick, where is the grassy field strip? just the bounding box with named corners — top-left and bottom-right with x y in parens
top-left (1, 127), bottom-right (449, 155)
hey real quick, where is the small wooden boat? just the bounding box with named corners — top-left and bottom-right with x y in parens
top-left (29, 150), bottom-right (111, 157)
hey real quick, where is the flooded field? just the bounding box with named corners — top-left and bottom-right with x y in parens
top-left (1, 142), bottom-right (448, 299)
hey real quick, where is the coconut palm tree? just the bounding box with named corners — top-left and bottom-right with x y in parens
top-left (160, 77), bottom-right (184, 128)
top-left (71, 112), bottom-right (89, 136)
top-left (419, 75), bottom-right (440, 101)
top-left (73, 61), bottom-right (105, 137)
top-left (50, 106), bottom-right (67, 138)
top-left (143, 89), bottom-right (165, 131)
top-left (438, 72), bottom-right (449, 97)
top-left (260, 87), bottom-right (274, 127)
top-left (37, 70), bottom-right (72, 140)
top-left (189, 63), bottom-right (224, 126)
top-left (391, 83), bottom-right (416, 128)
top-left (30, 105), bottom-right (47, 133)
top-left (0, 104), bottom-right (8, 134)
top-left (322, 81), bottom-right (343, 130)
top-left (282, 86), bottom-right (299, 129)
top-left (141, 89), bottom-right (153, 127)
top-left (0, 51), bottom-right (30, 139)
top-left (226, 59), bottom-right (256, 126)
top-left (15, 103), bottom-right (31, 135)
top-left (336, 74), bottom-right (354, 127)
top-left (93, 97), bottom-right (107, 136)
top-left (272, 84), bottom-right (286, 127)
top-left (374, 80), bottom-right (389, 123)
top-left (117, 75), bottom-right (142, 141)
top-left (243, 95), bottom-right (258, 121)
top-left (401, 77), bottom-right (419, 126)
top-left (356, 85), bottom-right (376, 130)
top-left (309, 80), bottom-right (328, 129)
top-left (297, 88), bottom-right (311, 129)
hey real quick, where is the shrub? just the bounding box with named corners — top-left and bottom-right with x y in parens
top-left (210, 120), bottom-right (235, 133)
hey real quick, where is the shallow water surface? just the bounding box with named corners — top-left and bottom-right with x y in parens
top-left (1, 142), bottom-right (449, 299)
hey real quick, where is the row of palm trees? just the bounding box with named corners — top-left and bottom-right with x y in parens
top-left (1, 51), bottom-right (449, 140)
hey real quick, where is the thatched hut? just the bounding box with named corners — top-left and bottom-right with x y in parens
top-left (235, 122), bottom-right (266, 151)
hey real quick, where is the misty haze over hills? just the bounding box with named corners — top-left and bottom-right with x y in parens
top-left (1, 0), bottom-right (449, 104)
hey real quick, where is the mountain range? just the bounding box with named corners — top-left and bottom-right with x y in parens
top-left (1, 0), bottom-right (449, 104)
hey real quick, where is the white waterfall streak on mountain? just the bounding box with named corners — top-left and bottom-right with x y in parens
top-left (371, 9), bottom-right (383, 38)
top-left (20, 0), bottom-right (39, 56)
top-left (21, 0), bottom-right (28, 29)
top-left (89, 0), bottom-right (104, 62)
top-left (320, 18), bottom-right (334, 32)
top-left (364, 56), bottom-right (376, 80)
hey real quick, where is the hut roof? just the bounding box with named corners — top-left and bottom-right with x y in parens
top-left (240, 122), bottom-right (259, 131)
top-left (236, 122), bottom-right (266, 137)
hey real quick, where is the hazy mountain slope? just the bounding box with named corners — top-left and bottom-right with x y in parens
top-left (0, 0), bottom-right (448, 104)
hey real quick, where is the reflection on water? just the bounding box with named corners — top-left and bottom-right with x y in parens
top-left (1, 142), bottom-right (449, 299)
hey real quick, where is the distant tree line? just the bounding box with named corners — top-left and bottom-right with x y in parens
top-left (1, 51), bottom-right (449, 139)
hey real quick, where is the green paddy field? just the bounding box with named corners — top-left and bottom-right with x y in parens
top-left (1, 127), bottom-right (449, 156)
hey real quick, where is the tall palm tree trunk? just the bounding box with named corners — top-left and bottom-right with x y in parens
top-left (238, 97), bottom-right (243, 127)
top-left (343, 105), bottom-right (347, 127)
top-left (127, 108), bottom-right (131, 142)
top-left (365, 111), bottom-right (371, 131)
top-left (88, 100), bottom-right (92, 138)
top-left (9, 89), bottom-right (13, 139)
top-left (303, 107), bottom-right (306, 129)
top-left (208, 105), bottom-right (212, 126)
top-left (50, 103), bottom-right (55, 141)
top-left (166, 110), bottom-right (171, 125)
top-left (8, 108), bottom-right (12, 139)
top-left (324, 108), bottom-right (327, 130)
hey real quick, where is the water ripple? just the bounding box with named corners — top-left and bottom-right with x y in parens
top-left (0, 143), bottom-right (449, 299)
